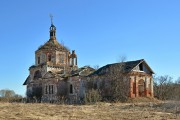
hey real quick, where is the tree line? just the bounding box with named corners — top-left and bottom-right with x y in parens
top-left (0, 89), bottom-right (24, 102)
top-left (154, 75), bottom-right (180, 100)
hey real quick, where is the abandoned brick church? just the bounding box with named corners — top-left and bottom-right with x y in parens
top-left (23, 20), bottom-right (154, 102)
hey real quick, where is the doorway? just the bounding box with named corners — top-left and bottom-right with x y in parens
top-left (138, 79), bottom-right (145, 97)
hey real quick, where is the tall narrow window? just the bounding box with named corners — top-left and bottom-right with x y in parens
top-left (42, 54), bottom-right (46, 63)
top-left (45, 86), bottom-right (48, 94)
top-left (48, 54), bottom-right (51, 62)
top-left (38, 57), bottom-right (40, 64)
top-left (49, 85), bottom-right (51, 94)
top-left (51, 85), bottom-right (54, 94)
top-left (70, 84), bottom-right (73, 94)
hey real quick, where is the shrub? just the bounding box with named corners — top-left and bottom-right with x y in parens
top-left (84, 89), bottom-right (101, 104)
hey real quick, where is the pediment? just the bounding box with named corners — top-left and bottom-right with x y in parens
top-left (132, 60), bottom-right (154, 74)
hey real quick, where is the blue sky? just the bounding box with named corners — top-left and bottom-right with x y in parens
top-left (0, 0), bottom-right (180, 96)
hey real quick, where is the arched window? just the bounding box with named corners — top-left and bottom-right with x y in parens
top-left (70, 84), bottom-right (73, 94)
top-left (34, 70), bottom-right (42, 79)
top-left (45, 85), bottom-right (54, 94)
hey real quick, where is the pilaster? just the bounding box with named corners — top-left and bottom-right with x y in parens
top-left (151, 78), bottom-right (154, 97)
top-left (135, 77), bottom-right (138, 97)
top-left (144, 77), bottom-right (148, 96)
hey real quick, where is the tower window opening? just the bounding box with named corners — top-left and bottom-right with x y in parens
top-left (38, 57), bottom-right (40, 64)
top-left (48, 54), bottom-right (51, 61)
top-left (50, 32), bottom-right (54, 37)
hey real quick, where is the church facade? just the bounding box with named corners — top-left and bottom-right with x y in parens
top-left (23, 21), bottom-right (154, 102)
top-left (23, 22), bottom-right (81, 102)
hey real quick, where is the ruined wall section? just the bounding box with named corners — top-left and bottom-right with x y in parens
top-left (129, 72), bottom-right (153, 98)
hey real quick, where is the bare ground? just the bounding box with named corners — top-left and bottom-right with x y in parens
top-left (0, 101), bottom-right (179, 120)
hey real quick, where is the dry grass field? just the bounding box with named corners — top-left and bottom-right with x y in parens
top-left (0, 101), bottom-right (179, 120)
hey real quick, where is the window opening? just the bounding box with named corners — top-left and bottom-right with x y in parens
top-left (49, 85), bottom-right (51, 94)
top-left (70, 84), bottom-right (73, 94)
top-left (51, 85), bottom-right (54, 94)
top-left (38, 57), bottom-right (40, 64)
top-left (48, 54), bottom-right (51, 62)
top-left (45, 86), bottom-right (48, 94)
top-left (139, 63), bottom-right (143, 71)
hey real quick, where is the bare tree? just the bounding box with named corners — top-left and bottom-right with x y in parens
top-left (0, 89), bottom-right (15, 98)
top-left (174, 78), bottom-right (180, 100)
top-left (117, 55), bottom-right (127, 63)
top-left (26, 85), bottom-right (42, 102)
top-left (154, 75), bottom-right (180, 100)
top-left (95, 57), bottom-right (129, 102)
top-left (57, 80), bottom-right (68, 98)
top-left (93, 65), bottom-right (100, 70)
top-left (107, 62), bottom-right (129, 102)
top-left (0, 89), bottom-right (22, 102)
top-left (176, 77), bottom-right (180, 84)
top-left (84, 89), bottom-right (101, 104)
